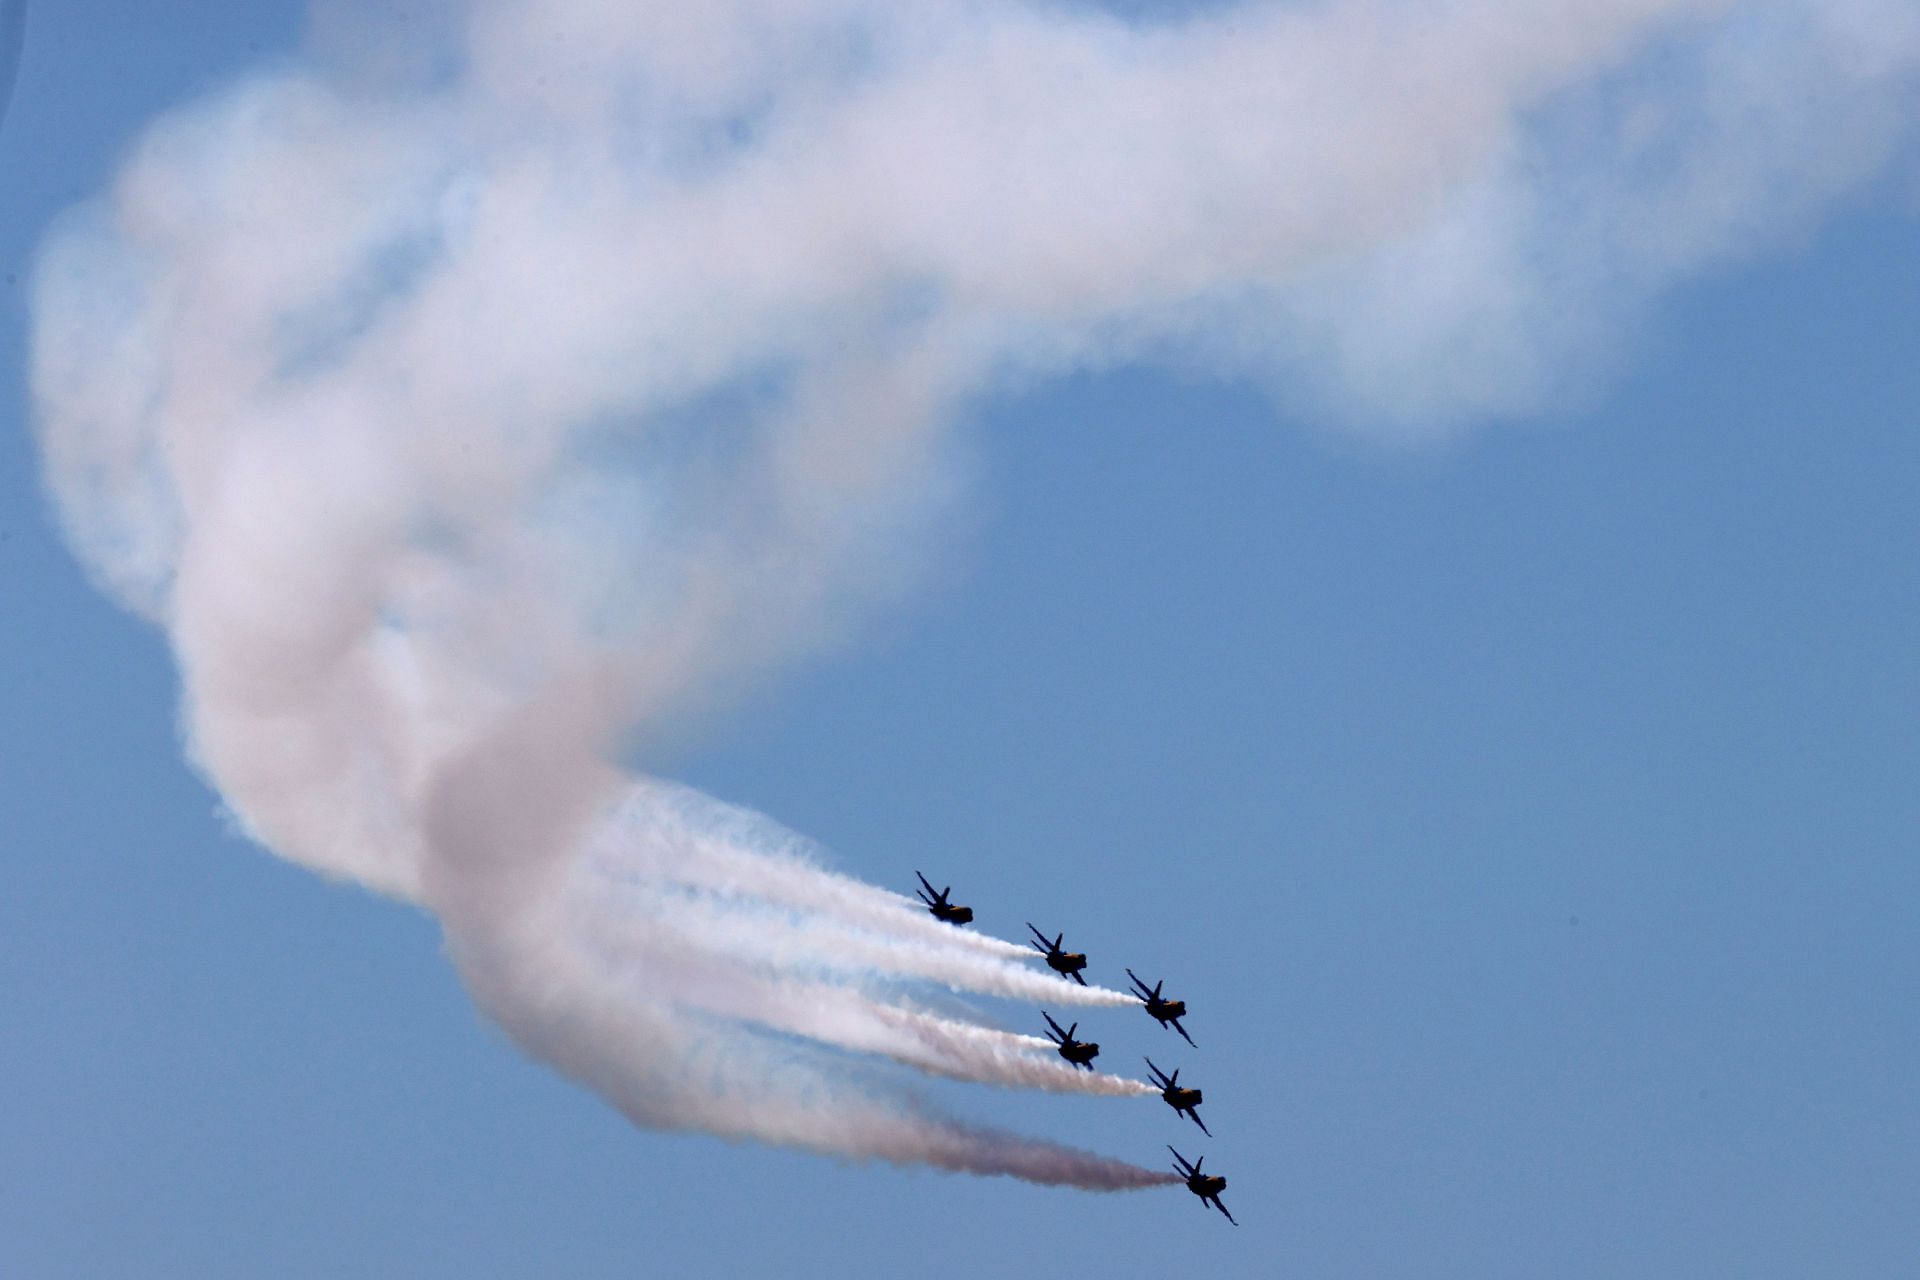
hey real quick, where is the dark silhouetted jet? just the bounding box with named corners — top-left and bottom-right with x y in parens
top-left (1041, 1012), bottom-right (1099, 1070)
top-left (1027, 924), bottom-right (1088, 984)
top-left (1145, 1058), bottom-right (1210, 1135)
top-left (914, 872), bottom-right (973, 925)
top-left (1127, 969), bottom-right (1195, 1046)
top-left (1169, 1147), bottom-right (1235, 1225)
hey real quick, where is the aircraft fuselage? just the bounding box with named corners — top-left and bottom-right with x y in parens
top-left (1188, 1173), bottom-right (1226, 1199)
top-left (1058, 1041), bottom-right (1100, 1069)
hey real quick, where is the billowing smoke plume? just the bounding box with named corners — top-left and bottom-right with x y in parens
top-left (30, 0), bottom-right (1920, 1183)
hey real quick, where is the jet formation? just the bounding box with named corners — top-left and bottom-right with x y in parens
top-left (908, 872), bottom-right (1239, 1227)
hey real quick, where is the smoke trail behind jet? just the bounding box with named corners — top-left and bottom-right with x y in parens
top-left (0, 1), bottom-right (26, 136)
top-left (28, 0), bottom-right (1920, 1184)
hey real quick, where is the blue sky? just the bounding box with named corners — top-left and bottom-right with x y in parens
top-left (4, 3), bottom-right (1918, 1277)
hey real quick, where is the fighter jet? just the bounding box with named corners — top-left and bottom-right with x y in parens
top-left (1169, 1147), bottom-right (1236, 1225)
top-left (1127, 969), bottom-right (1195, 1046)
top-left (1027, 924), bottom-right (1088, 984)
top-left (1041, 1012), bottom-right (1100, 1070)
top-left (1145, 1058), bottom-right (1211, 1135)
top-left (914, 872), bottom-right (973, 925)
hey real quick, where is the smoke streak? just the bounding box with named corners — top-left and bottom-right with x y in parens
top-left (589, 781), bottom-right (1140, 1008)
top-left (568, 785), bottom-right (1155, 1097)
top-left (599, 779), bottom-right (1035, 963)
top-left (30, 0), bottom-right (1920, 1184)
top-left (454, 896), bottom-right (1173, 1186)
top-left (0, 2), bottom-right (23, 139)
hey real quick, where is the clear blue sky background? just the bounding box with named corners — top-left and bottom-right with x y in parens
top-left (4, 4), bottom-right (1917, 1277)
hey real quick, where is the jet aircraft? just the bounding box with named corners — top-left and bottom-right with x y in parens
top-left (1041, 1012), bottom-right (1100, 1070)
top-left (914, 872), bottom-right (973, 925)
top-left (1169, 1147), bottom-right (1236, 1225)
top-left (1145, 1058), bottom-right (1210, 1135)
top-left (1127, 969), bottom-right (1195, 1046)
top-left (1027, 924), bottom-right (1088, 984)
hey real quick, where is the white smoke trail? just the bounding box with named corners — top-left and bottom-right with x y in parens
top-left (0, 1), bottom-right (25, 137)
top-left (455, 895), bottom-right (1172, 1186)
top-left (566, 787), bottom-right (1156, 1097)
top-left (30, 0), bottom-right (1920, 1184)
top-left (585, 781), bottom-right (1139, 1007)
top-left (580, 920), bottom-right (1153, 1097)
top-left (605, 881), bottom-right (1142, 1009)
top-left (596, 778), bottom-right (1035, 963)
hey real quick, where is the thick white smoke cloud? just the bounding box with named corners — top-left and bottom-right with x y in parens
top-left (29, 0), bottom-right (1920, 1183)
